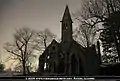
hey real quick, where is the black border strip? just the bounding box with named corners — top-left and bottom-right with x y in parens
top-left (0, 76), bottom-right (120, 80)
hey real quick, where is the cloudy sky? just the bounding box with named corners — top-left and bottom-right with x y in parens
top-left (0, 0), bottom-right (83, 69)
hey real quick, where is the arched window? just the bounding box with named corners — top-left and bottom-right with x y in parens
top-left (65, 23), bottom-right (67, 27)
top-left (52, 46), bottom-right (55, 50)
top-left (63, 23), bottom-right (68, 30)
top-left (65, 26), bottom-right (68, 30)
top-left (47, 55), bottom-right (50, 59)
top-left (65, 23), bottom-right (68, 30)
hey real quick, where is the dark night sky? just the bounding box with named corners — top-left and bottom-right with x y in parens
top-left (0, 0), bottom-right (83, 69)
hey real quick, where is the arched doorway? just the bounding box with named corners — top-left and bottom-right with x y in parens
top-left (79, 58), bottom-right (84, 75)
top-left (53, 62), bottom-right (56, 73)
top-left (58, 59), bottom-right (65, 73)
top-left (71, 54), bottom-right (78, 76)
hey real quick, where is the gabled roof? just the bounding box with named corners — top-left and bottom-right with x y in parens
top-left (41, 39), bottom-right (59, 55)
top-left (61, 5), bottom-right (73, 22)
top-left (50, 39), bottom-right (59, 45)
top-left (60, 40), bottom-right (85, 54)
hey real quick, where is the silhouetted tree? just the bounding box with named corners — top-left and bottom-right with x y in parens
top-left (33, 28), bottom-right (56, 51)
top-left (73, 21), bottom-right (99, 47)
top-left (4, 28), bottom-right (36, 75)
top-left (73, 0), bottom-right (105, 47)
top-left (100, 11), bottom-right (120, 60)
top-left (74, 0), bottom-right (120, 61)
top-left (79, 0), bottom-right (120, 23)
top-left (31, 29), bottom-right (56, 73)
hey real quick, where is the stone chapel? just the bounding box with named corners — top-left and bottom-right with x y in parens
top-left (38, 5), bottom-right (101, 76)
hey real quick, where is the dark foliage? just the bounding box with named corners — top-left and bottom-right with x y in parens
top-left (100, 63), bottom-right (120, 75)
top-left (100, 11), bottom-right (120, 60)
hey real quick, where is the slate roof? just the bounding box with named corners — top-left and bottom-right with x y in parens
top-left (41, 39), bottom-right (85, 57)
top-left (60, 40), bottom-right (85, 54)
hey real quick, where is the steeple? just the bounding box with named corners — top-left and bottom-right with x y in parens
top-left (61, 5), bottom-right (73, 42)
top-left (61, 5), bottom-right (73, 22)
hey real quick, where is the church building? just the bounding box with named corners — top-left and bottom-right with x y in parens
top-left (38, 5), bottom-right (101, 76)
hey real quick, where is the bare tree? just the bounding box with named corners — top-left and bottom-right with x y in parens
top-left (74, 0), bottom-right (120, 32)
top-left (79, 0), bottom-right (120, 22)
top-left (74, 0), bottom-right (120, 60)
top-left (33, 29), bottom-right (56, 52)
top-left (73, 22), bottom-right (99, 47)
top-left (4, 28), bottom-right (36, 75)
top-left (73, 10), bottom-right (100, 47)
top-left (32, 29), bottom-right (56, 73)
top-left (72, 0), bottom-right (105, 47)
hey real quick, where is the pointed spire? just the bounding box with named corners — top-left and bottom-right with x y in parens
top-left (61, 5), bottom-right (73, 22)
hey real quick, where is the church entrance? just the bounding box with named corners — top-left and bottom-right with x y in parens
top-left (58, 59), bottom-right (65, 73)
top-left (71, 54), bottom-right (84, 76)
top-left (79, 59), bottom-right (84, 75)
top-left (71, 54), bottom-right (78, 76)
top-left (53, 62), bottom-right (56, 73)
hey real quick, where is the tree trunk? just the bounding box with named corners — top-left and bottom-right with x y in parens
top-left (22, 60), bottom-right (26, 75)
top-left (44, 39), bottom-right (47, 49)
top-left (97, 41), bottom-right (101, 64)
